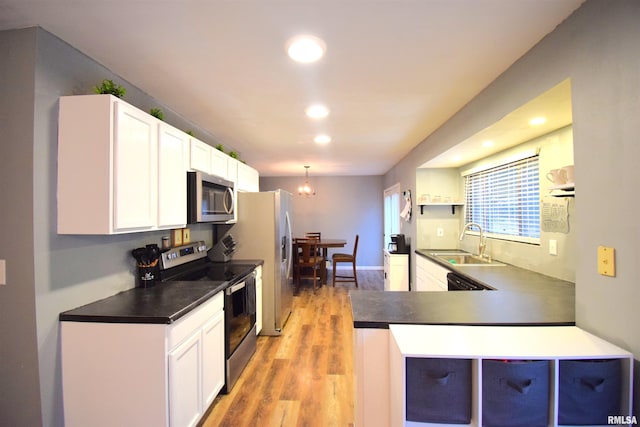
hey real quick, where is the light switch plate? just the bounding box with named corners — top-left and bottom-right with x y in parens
top-left (549, 239), bottom-right (557, 255)
top-left (171, 229), bottom-right (183, 247)
top-left (0, 259), bottom-right (6, 285)
top-left (597, 246), bottom-right (615, 277)
top-left (436, 227), bottom-right (444, 237)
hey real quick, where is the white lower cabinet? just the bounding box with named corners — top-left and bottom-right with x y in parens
top-left (255, 265), bottom-right (263, 335)
top-left (384, 250), bottom-right (409, 291)
top-left (169, 330), bottom-right (203, 427)
top-left (61, 292), bottom-right (224, 427)
top-left (389, 325), bottom-right (634, 427)
top-left (415, 254), bottom-right (449, 291)
top-left (354, 328), bottom-right (392, 427)
top-left (201, 311), bottom-right (225, 407)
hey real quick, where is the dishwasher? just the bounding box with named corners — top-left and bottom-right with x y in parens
top-left (446, 272), bottom-right (493, 291)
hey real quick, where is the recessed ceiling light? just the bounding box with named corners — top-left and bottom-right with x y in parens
top-left (529, 116), bottom-right (547, 126)
top-left (453, 155), bottom-right (462, 162)
top-left (314, 134), bottom-right (331, 144)
top-left (305, 104), bottom-right (330, 119)
top-left (482, 140), bottom-right (495, 148)
top-left (286, 35), bottom-right (326, 63)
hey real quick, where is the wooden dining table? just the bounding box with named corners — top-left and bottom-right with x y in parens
top-left (294, 238), bottom-right (347, 285)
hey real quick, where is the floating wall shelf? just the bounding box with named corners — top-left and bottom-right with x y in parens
top-left (418, 203), bottom-right (464, 215)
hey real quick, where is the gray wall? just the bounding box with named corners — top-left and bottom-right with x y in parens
top-left (260, 175), bottom-right (384, 268)
top-left (0, 28), bottom-right (42, 427)
top-left (384, 0), bottom-right (639, 413)
top-left (1, 27), bottom-right (216, 427)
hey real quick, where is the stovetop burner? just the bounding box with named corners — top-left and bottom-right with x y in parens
top-left (164, 261), bottom-right (256, 283)
top-left (158, 240), bottom-right (255, 284)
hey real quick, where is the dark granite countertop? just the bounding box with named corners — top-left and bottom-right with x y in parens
top-left (350, 250), bottom-right (575, 329)
top-left (59, 260), bottom-right (263, 324)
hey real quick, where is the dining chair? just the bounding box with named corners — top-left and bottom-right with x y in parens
top-left (305, 232), bottom-right (321, 241)
top-left (305, 231), bottom-right (323, 257)
top-left (294, 238), bottom-right (325, 290)
top-left (332, 234), bottom-right (359, 287)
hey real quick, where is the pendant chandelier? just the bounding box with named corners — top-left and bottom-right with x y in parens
top-left (298, 165), bottom-right (316, 196)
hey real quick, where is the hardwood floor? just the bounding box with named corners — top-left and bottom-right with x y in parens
top-left (201, 270), bottom-right (383, 427)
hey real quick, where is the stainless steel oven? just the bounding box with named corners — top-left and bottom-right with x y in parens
top-left (187, 171), bottom-right (235, 223)
top-left (224, 271), bottom-right (256, 392)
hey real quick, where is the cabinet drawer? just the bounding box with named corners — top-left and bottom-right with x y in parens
top-left (168, 292), bottom-right (223, 349)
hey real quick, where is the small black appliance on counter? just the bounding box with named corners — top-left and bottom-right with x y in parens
top-left (388, 234), bottom-right (408, 254)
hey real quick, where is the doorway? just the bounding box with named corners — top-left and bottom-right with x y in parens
top-left (384, 183), bottom-right (401, 251)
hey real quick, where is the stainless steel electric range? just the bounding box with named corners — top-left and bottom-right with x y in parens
top-left (159, 241), bottom-right (257, 393)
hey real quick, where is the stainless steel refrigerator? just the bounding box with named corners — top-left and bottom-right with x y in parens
top-left (232, 190), bottom-right (294, 336)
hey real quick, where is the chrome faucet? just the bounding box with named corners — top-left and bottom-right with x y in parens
top-left (459, 222), bottom-right (487, 258)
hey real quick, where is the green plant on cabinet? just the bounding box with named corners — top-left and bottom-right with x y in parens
top-left (93, 79), bottom-right (126, 98)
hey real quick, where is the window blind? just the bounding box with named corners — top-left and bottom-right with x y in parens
top-left (464, 155), bottom-right (540, 243)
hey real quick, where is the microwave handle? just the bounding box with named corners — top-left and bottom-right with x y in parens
top-left (223, 187), bottom-right (234, 214)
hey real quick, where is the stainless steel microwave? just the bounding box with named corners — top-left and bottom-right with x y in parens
top-left (187, 171), bottom-right (235, 223)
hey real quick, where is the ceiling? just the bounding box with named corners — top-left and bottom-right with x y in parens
top-left (421, 78), bottom-right (573, 168)
top-left (0, 0), bottom-right (584, 176)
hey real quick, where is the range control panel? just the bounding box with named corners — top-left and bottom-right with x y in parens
top-left (160, 241), bottom-right (208, 270)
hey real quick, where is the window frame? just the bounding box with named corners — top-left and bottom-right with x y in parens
top-left (462, 154), bottom-right (541, 245)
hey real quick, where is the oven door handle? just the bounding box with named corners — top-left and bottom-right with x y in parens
top-left (227, 281), bottom-right (246, 294)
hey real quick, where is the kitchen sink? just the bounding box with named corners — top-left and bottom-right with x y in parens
top-left (429, 251), bottom-right (506, 266)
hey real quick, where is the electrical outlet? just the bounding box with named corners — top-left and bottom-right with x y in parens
top-left (549, 239), bottom-right (557, 255)
top-left (0, 260), bottom-right (6, 285)
top-left (437, 227), bottom-right (444, 237)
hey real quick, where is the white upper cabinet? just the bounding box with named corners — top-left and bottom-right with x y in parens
top-left (58, 95), bottom-right (158, 234)
top-left (226, 157), bottom-right (238, 185)
top-left (237, 161), bottom-right (259, 192)
top-left (58, 95), bottom-right (188, 234)
top-left (158, 123), bottom-right (188, 229)
top-left (189, 138), bottom-right (212, 174)
top-left (211, 148), bottom-right (229, 180)
top-left (112, 101), bottom-right (158, 231)
top-left (58, 94), bottom-right (253, 234)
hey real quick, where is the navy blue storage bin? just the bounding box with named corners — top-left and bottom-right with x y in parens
top-left (559, 359), bottom-right (622, 425)
top-left (406, 357), bottom-right (472, 424)
top-left (482, 359), bottom-right (550, 427)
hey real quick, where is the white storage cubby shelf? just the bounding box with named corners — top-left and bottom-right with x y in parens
top-left (389, 325), bottom-right (633, 427)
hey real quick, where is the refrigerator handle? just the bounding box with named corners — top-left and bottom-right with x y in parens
top-left (281, 235), bottom-right (287, 261)
top-left (285, 211), bottom-right (293, 275)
